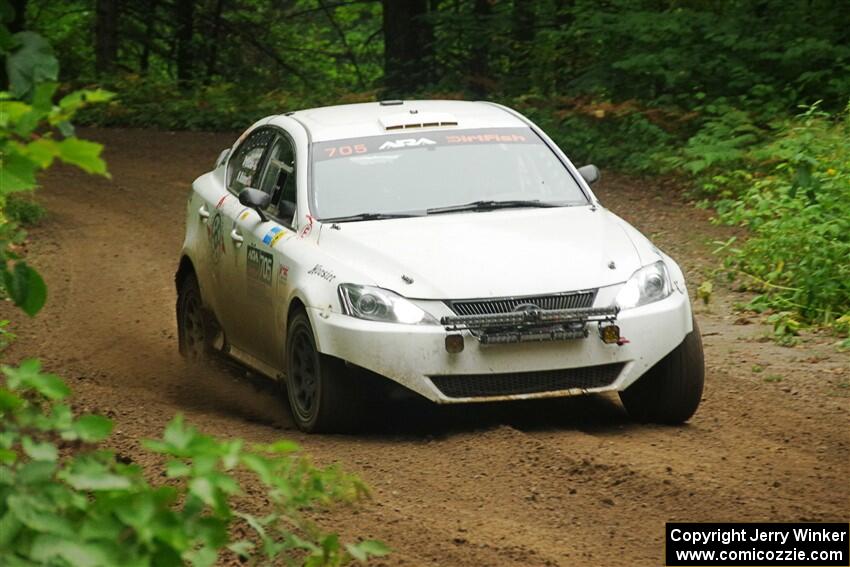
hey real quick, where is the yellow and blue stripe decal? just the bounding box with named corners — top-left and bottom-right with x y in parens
top-left (262, 226), bottom-right (285, 246)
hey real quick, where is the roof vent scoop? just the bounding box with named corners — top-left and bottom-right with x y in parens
top-left (379, 111), bottom-right (459, 131)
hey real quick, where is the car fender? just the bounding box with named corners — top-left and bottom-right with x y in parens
top-left (658, 251), bottom-right (694, 335)
top-left (273, 228), bottom-right (379, 354)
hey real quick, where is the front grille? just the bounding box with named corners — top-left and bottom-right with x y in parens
top-left (430, 362), bottom-right (624, 398)
top-left (447, 291), bottom-right (595, 316)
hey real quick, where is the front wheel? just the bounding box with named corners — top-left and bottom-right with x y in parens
top-left (285, 311), bottom-right (365, 433)
top-left (619, 317), bottom-right (705, 424)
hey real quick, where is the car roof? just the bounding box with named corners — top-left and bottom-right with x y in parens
top-left (281, 100), bottom-right (528, 142)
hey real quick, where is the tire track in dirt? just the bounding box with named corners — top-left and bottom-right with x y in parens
top-left (2, 128), bottom-right (847, 566)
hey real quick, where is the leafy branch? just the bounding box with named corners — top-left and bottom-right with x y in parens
top-left (0, 359), bottom-right (389, 566)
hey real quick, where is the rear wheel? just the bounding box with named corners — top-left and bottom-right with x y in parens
top-left (619, 317), bottom-right (705, 424)
top-left (285, 311), bottom-right (365, 433)
top-left (177, 273), bottom-right (213, 362)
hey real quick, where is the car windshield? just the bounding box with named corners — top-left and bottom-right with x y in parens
top-left (310, 127), bottom-right (589, 220)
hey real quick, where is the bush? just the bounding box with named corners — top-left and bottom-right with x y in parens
top-left (710, 104), bottom-right (850, 332)
top-left (5, 195), bottom-right (45, 226)
top-left (77, 77), bottom-right (376, 132)
top-left (666, 102), bottom-right (765, 195)
top-left (510, 94), bottom-right (676, 171)
top-left (0, 359), bottom-right (388, 566)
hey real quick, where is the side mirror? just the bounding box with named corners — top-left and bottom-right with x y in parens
top-left (215, 148), bottom-right (230, 169)
top-left (577, 164), bottom-right (600, 185)
top-left (238, 188), bottom-right (271, 222)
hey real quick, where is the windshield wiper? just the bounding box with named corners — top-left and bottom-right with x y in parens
top-left (426, 199), bottom-right (561, 215)
top-left (320, 212), bottom-right (423, 223)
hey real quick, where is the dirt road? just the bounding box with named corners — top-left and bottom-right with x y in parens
top-left (3, 128), bottom-right (848, 566)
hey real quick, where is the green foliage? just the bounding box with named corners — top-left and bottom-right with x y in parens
top-left (26, 0), bottom-right (845, 172)
top-left (4, 195), bottom-right (45, 226)
top-left (766, 312), bottom-right (803, 346)
top-left (708, 104), bottom-right (850, 332)
top-left (0, 320), bottom-right (14, 350)
top-left (1, 261), bottom-right (46, 317)
top-left (667, 103), bottom-right (764, 192)
top-left (0, 360), bottom-right (389, 566)
top-left (696, 281), bottom-right (713, 306)
top-left (5, 31), bottom-right (59, 99)
top-left (78, 78), bottom-right (352, 132)
top-left (0, 22), bottom-right (112, 317)
top-left (513, 95), bottom-right (675, 170)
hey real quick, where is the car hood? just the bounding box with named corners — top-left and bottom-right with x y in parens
top-left (316, 206), bottom-right (647, 299)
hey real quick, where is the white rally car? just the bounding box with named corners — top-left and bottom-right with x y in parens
top-left (176, 100), bottom-right (704, 432)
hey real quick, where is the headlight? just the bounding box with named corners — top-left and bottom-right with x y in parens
top-left (615, 261), bottom-right (672, 309)
top-left (338, 284), bottom-right (438, 324)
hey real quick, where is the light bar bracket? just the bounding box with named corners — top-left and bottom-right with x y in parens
top-left (441, 306), bottom-right (619, 331)
top-left (441, 306), bottom-right (619, 345)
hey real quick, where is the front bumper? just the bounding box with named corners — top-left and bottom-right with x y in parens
top-left (310, 287), bottom-right (693, 404)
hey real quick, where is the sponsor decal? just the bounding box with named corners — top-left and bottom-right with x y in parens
top-left (262, 226), bottom-right (286, 246)
top-left (307, 264), bottom-right (335, 282)
top-left (242, 151), bottom-right (262, 170)
top-left (277, 265), bottom-right (289, 285)
top-left (379, 137), bottom-right (437, 150)
top-left (246, 245), bottom-right (273, 286)
top-left (239, 209), bottom-right (251, 221)
top-left (209, 213), bottom-right (225, 263)
top-left (235, 170), bottom-right (253, 186)
top-left (299, 214), bottom-right (314, 239)
top-left (324, 144), bottom-right (367, 158)
top-left (446, 133), bottom-right (526, 144)
top-left (215, 195), bottom-right (227, 209)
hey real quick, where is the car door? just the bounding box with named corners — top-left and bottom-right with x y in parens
top-left (233, 130), bottom-right (299, 367)
top-left (214, 127), bottom-right (277, 353)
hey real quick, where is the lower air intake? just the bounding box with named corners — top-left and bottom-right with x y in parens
top-left (429, 362), bottom-right (624, 398)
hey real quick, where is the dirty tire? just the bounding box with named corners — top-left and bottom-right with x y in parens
top-left (285, 310), bottom-right (365, 433)
top-left (619, 317), bottom-right (705, 424)
top-left (176, 272), bottom-right (214, 362)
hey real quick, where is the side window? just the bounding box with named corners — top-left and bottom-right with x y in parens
top-left (257, 133), bottom-right (297, 223)
top-left (228, 128), bottom-right (276, 194)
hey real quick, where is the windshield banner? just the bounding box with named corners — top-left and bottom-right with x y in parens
top-left (313, 127), bottom-right (540, 162)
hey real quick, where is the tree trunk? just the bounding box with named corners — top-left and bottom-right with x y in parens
top-left (175, 0), bottom-right (195, 85)
top-left (205, 0), bottom-right (225, 83)
top-left (381, 0), bottom-right (434, 95)
top-left (510, 0), bottom-right (535, 83)
top-left (553, 0), bottom-right (574, 91)
top-left (139, 0), bottom-right (157, 73)
top-left (8, 0), bottom-right (26, 33)
top-left (1, 0), bottom-right (26, 89)
top-left (95, 0), bottom-right (119, 76)
top-left (468, 0), bottom-right (492, 96)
